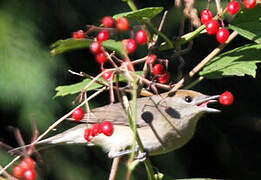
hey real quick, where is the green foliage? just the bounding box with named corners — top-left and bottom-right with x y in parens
top-left (55, 79), bottom-right (103, 97)
top-left (0, 8), bottom-right (60, 130)
top-left (199, 44), bottom-right (261, 78)
top-left (55, 71), bottom-right (143, 97)
top-left (51, 39), bottom-right (126, 57)
top-left (51, 38), bottom-right (93, 55)
top-left (113, 7), bottom-right (163, 20)
top-left (229, 6), bottom-right (261, 44)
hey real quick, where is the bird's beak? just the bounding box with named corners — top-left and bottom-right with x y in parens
top-left (194, 95), bottom-right (220, 113)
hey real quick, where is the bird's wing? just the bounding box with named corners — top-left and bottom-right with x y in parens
top-left (67, 96), bottom-right (162, 127)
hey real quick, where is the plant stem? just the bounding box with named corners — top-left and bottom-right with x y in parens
top-left (143, 18), bottom-right (174, 50)
top-left (126, 0), bottom-right (138, 11)
top-left (131, 79), bottom-right (155, 180)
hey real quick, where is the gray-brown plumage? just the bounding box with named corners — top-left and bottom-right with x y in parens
top-left (12, 90), bottom-right (220, 158)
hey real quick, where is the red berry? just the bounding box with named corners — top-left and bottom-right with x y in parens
top-left (158, 72), bottom-right (170, 84)
top-left (227, 1), bottom-right (241, 15)
top-left (102, 69), bottom-right (114, 81)
top-left (201, 9), bottom-right (214, 24)
top-left (23, 157), bottom-right (36, 168)
top-left (219, 91), bottom-right (234, 106)
top-left (135, 30), bottom-right (148, 45)
top-left (102, 16), bottom-right (114, 28)
top-left (95, 51), bottom-right (108, 64)
top-left (73, 30), bottom-right (86, 39)
top-left (244, 0), bottom-right (256, 8)
top-left (216, 28), bottom-right (230, 44)
top-left (152, 64), bottom-right (164, 75)
top-left (146, 54), bottom-right (157, 64)
top-left (97, 30), bottom-right (110, 42)
top-left (91, 124), bottom-right (101, 136)
top-left (116, 17), bottom-right (129, 31)
top-left (90, 41), bottom-right (102, 54)
top-left (100, 121), bottom-right (114, 136)
top-left (125, 39), bottom-right (137, 54)
top-left (23, 169), bottom-right (37, 180)
top-left (84, 128), bottom-right (93, 141)
top-left (72, 107), bottom-right (85, 121)
top-left (205, 19), bottom-right (220, 35)
top-left (13, 164), bottom-right (25, 178)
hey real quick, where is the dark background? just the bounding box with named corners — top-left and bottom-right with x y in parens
top-left (0, 0), bottom-right (261, 179)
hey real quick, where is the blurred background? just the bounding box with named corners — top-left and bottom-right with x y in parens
top-left (1, 0), bottom-right (261, 179)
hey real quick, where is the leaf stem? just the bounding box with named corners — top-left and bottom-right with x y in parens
top-left (125, 0), bottom-right (138, 11)
top-left (143, 18), bottom-right (174, 50)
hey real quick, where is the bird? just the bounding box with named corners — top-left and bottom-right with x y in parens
top-left (11, 90), bottom-right (217, 158)
top-left (10, 90), bottom-right (220, 158)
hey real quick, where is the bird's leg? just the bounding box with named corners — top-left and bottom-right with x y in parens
top-left (108, 147), bottom-right (139, 158)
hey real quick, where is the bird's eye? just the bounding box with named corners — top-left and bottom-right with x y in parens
top-left (184, 96), bottom-right (192, 103)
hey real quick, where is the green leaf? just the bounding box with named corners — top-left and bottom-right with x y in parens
top-left (229, 6), bottom-right (261, 44)
top-left (51, 38), bottom-right (93, 55)
top-left (55, 79), bottom-right (103, 97)
top-left (55, 71), bottom-right (143, 97)
top-left (113, 7), bottom-right (163, 21)
top-left (199, 44), bottom-right (261, 79)
top-left (102, 39), bottom-right (127, 57)
top-left (50, 38), bottom-right (126, 57)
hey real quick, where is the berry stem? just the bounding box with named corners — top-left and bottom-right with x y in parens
top-left (167, 31), bottom-right (239, 96)
top-left (125, 0), bottom-right (138, 11)
top-left (143, 18), bottom-right (174, 49)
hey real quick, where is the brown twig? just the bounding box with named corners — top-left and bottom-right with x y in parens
top-left (108, 157), bottom-right (121, 180)
top-left (167, 31), bottom-right (238, 95)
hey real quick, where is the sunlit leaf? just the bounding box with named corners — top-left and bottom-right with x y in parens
top-left (199, 44), bottom-right (261, 79)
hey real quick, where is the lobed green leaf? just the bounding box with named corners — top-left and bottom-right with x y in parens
top-left (199, 44), bottom-right (261, 79)
top-left (50, 38), bottom-right (126, 57)
top-left (229, 6), bottom-right (261, 44)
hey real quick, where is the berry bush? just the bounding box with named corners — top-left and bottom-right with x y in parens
top-left (0, 1), bottom-right (261, 180)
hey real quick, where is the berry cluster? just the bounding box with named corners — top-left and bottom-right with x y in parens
top-left (201, 10), bottom-right (230, 44)
top-left (72, 16), bottom-right (153, 83)
top-left (84, 121), bottom-right (114, 141)
top-left (13, 157), bottom-right (37, 180)
top-left (200, 0), bottom-right (256, 44)
top-left (147, 55), bottom-right (170, 84)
